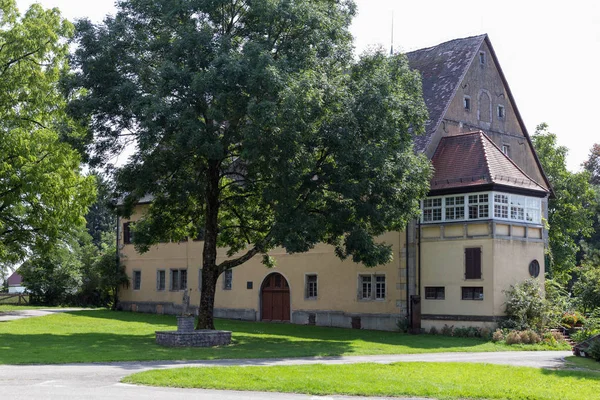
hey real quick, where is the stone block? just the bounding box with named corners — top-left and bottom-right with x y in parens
top-left (155, 330), bottom-right (232, 347)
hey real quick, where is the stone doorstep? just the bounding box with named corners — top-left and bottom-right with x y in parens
top-left (155, 329), bottom-right (232, 347)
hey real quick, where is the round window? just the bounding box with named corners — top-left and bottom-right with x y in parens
top-left (529, 260), bottom-right (540, 278)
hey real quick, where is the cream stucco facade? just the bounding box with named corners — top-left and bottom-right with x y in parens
top-left (117, 34), bottom-right (551, 332)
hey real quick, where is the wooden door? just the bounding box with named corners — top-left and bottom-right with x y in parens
top-left (261, 273), bottom-right (290, 321)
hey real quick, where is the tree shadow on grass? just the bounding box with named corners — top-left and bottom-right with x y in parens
top-left (0, 331), bottom-right (355, 365)
top-left (61, 310), bottom-right (490, 353)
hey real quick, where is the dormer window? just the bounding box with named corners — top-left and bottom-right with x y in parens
top-left (463, 96), bottom-right (471, 111)
top-left (479, 51), bottom-right (486, 65)
top-left (497, 105), bottom-right (505, 119)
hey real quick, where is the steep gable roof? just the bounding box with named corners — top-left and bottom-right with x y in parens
top-left (430, 131), bottom-right (548, 195)
top-left (406, 34), bottom-right (486, 152)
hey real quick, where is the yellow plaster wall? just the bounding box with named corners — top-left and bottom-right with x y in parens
top-left (420, 238), bottom-right (494, 317)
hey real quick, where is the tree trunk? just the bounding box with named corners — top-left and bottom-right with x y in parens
top-left (196, 159), bottom-right (220, 330)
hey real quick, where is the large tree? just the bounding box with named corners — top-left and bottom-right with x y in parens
top-left (69, 0), bottom-right (431, 329)
top-left (532, 123), bottom-right (596, 282)
top-left (0, 0), bottom-right (95, 265)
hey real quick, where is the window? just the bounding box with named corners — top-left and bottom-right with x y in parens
top-left (465, 247), bottom-right (482, 279)
top-left (497, 105), bottom-right (505, 119)
top-left (422, 198), bottom-right (442, 222)
top-left (123, 222), bottom-right (133, 244)
top-left (425, 286), bottom-right (445, 300)
top-left (494, 193), bottom-right (509, 219)
top-left (133, 270), bottom-right (141, 290)
top-left (375, 275), bottom-right (386, 300)
top-left (501, 144), bottom-right (509, 156)
top-left (360, 275), bottom-right (372, 299)
top-left (525, 197), bottom-right (541, 223)
top-left (223, 269), bottom-right (232, 290)
top-left (468, 194), bottom-right (489, 219)
top-left (462, 287), bottom-right (484, 300)
top-left (529, 260), bottom-right (541, 278)
top-left (510, 195), bottom-right (525, 221)
top-left (156, 270), bottom-right (165, 291)
top-left (445, 195), bottom-right (465, 221)
top-left (479, 51), bottom-right (486, 65)
top-left (305, 274), bottom-right (318, 299)
top-left (170, 269), bottom-right (187, 291)
top-left (359, 275), bottom-right (385, 300)
top-left (463, 96), bottom-right (471, 111)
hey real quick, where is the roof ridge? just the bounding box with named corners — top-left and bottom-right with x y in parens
top-left (405, 34), bottom-right (488, 55)
top-left (479, 131), bottom-right (547, 192)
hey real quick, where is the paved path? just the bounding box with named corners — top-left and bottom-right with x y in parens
top-left (0, 351), bottom-right (571, 400)
top-left (0, 308), bottom-right (87, 322)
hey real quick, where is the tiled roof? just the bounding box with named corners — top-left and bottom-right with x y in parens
top-left (7, 272), bottom-right (22, 286)
top-left (430, 131), bottom-right (548, 194)
top-left (406, 35), bottom-right (486, 153)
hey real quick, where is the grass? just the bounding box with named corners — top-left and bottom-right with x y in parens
top-left (0, 305), bottom-right (66, 312)
top-left (0, 310), bottom-right (569, 364)
top-left (565, 355), bottom-right (600, 371)
top-left (122, 362), bottom-right (600, 400)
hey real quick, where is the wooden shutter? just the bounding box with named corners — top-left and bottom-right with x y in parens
top-left (465, 248), bottom-right (482, 279)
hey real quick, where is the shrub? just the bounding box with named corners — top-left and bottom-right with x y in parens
top-left (441, 324), bottom-right (454, 336)
top-left (519, 331), bottom-right (531, 344)
top-left (505, 331), bottom-right (522, 345)
top-left (396, 317), bottom-right (409, 333)
top-left (503, 279), bottom-right (552, 330)
top-left (492, 329), bottom-right (504, 342)
top-left (429, 326), bottom-right (438, 335)
top-left (526, 329), bottom-right (541, 344)
top-left (453, 327), bottom-right (468, 337)
top-left (587, 339), bottom-right (600, 362)
top-left (480, 327), bottom-right (492, 340)
top-left (551, 330), bottom-right (566, 343)
top-left (542, 332), bottom-right (558, 347)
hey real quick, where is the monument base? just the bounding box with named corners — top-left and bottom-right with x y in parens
top-left (155, 329), bottom-right (232, 347)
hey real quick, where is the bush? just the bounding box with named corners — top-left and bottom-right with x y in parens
top-left (551, 330), bottom-right (566, 343)
top-left (396, 317), bottom-right (409, 333)
top-left (480, 327), bottom-right (492, 340)
top-left (492, 329), bottom-right (504, 342)
top-left (441, 324), bottom-right (453, 336)
top-left (504, 279), bottom-right (552, 330)
top-left (587, 339), bottom-right (600, 361)
top-left (429, 326), bottom-right (438, 335)
top-left (542, 332), bottom-right (558, 346)
top-left (562, 311), bottom-right (585, 328)
top-left (519, 331), bottom-right (532, 344)
top-left (526, 329), bottom-right (541, 344)
top-left (505, 331), bottom-right (522, 345)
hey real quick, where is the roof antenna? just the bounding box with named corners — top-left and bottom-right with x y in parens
top-left (390, 11), bottom-right (394, 55)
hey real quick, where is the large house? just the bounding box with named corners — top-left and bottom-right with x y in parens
top-left (118, 34), bottom-right (550, 331)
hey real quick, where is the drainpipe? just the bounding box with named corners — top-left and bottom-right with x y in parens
top-left (114, 214), bottom-right (120, 310)
top-left (417, 219), bottom-right (421, 297)
top-left (405, 225), bottom-right (411, 324)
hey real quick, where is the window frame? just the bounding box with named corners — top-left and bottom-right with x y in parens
top-left (223, 269), bottom-right (233, 290)
top-left (358, 274), bottom-right (386, 301)
top-left (123, 222), bottom-right (133, 244)
top-left (421, 191), bottom-right (542, 225)
top-left (425, 286), bottom-right (445, 300)
top-left (497, 104), bottom-right (505, 119)
top-left (305, 274), bottom-right (318, 299)
top-left (462, 286), bottom-right (484, 300)
top-left (170, 268), bottom-right (188, 291)
top-left (463, 96), bottom-right (471, 111)
top-left (479, 51), bottom-right (486, 65)
top-left (133, 270), bottom-right (141, 291)
top-left (156, 269), bottom-right (166, 291)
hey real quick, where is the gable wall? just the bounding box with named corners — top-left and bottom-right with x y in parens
top-left (425, 41), bottom-right (546, 187)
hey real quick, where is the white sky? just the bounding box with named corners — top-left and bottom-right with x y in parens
top-left (16, 0), bottom-right (600, 171)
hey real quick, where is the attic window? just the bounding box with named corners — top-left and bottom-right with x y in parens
top-left (497, 105), bottom-right (505, 119)
top-left (463, 96), bottom-right (471, 111)
top-left (479, 51), bottom-right (486, 65)
top-left (501, 144), bottom-right (509, 156)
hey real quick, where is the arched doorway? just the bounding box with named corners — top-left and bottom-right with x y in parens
top-left (261, 273), bottom-right (290, 321)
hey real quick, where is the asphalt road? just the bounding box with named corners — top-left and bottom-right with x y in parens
top-left (0, 351), bottom-right (571, 400)
top-left (0, 308), bottom-right (88, 322)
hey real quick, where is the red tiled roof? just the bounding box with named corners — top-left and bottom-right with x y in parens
top-left (430, 131), bottom-right (548, 194)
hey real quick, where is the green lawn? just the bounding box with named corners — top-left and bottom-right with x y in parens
top-left (0, 310), bottom-right (568, 364)
top-left (123, 362), bottom-right (600, 400)
top-left (565, 355), bottom-right (600, 371)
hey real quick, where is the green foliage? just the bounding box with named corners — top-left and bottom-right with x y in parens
top-left (0, 0), bottom-right (95, 264)
top-left (532, 124), bottom-right (596, 282)
top-left (67, 0), bottom-right (431, 327)
top-left (571, 309), bottom-right (600, 343)
top-left (583, 143), bottom-right (600, 186)
top-left (587, 339), bottom-right (600, 362)
top-left (573, 265), bottom-right (600, 313)
top-left (503, 278), bottom-right (552, 330)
